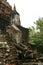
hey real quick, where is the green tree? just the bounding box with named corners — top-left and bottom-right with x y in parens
top-left (29, 26), bottom-right (36, 44)
top-left (29, 18), bottom-right (43, 54)
top-left (35, 18), bottom-right (43, 45)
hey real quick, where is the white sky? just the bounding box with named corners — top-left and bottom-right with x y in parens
top-left (7, 0), bottom-right (43, 28)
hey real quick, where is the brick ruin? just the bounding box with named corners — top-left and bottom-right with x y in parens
top-left (0, 0), bottom-right (37, 65)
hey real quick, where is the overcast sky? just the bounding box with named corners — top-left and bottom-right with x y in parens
top-left (7, 0), bottom-right (43, 28)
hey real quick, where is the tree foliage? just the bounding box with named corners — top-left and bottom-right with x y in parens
top-left (29, 18), bottom-right (43, 54)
